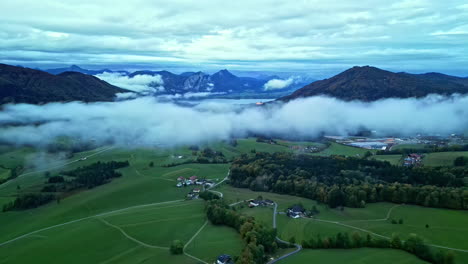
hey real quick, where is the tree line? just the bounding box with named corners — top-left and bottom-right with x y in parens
top-left (3, 161), bottom-right (129, 212)
top-left (206, 200), bottom-right (278, 264)
top-left (300, 231), bottom-right (454, 264)
top-left (229, 152), bottom-right (468, 210)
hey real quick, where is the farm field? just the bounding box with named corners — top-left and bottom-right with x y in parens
top-left (373, 154), bottom-right (402, 165)
top-left (1, 139), bottom-right (467, 264)
top-left (184, 222), bottom-right (244, 263)
top-left (277, 248), bottom-right (428, 264)
top-left (423, 151), bottom-right (468, 166)
top-left (312, 142), bottom-right (374, 156)
top-left (0, 145), bottom-right (238, 264)
top-left (392, 144), bottom-right (429, 150)
top-left (218, 185), bottom-right (468, 264)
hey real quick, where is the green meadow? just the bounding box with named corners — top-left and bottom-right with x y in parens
top-left (278, 248), bottom-right (428, 264)
top-left (0, 139), bottom-right (467, 264)
top-left (423, 151), bottom-right (468, 166)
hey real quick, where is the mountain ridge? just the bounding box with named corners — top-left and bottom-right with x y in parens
top-left (0, 64), bottom-right (129, 104)
top-left (280, 66), bottom-right (468, 102)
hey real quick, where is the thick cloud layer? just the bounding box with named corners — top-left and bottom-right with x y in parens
top-left (1, 95), bottom-right (467, 148)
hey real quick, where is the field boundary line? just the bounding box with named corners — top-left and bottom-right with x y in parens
top-left (184, 220), bottom-right (208, 251)
top-left (97, 217), bottom-right (169, 250)
top-left (339, 204), bottom-right (403, 223)
top-left (0, 199), bottom-right (183, 247)
top-left (98, 245), bottom-right (141, 264)
top-left (310, 216), bottom-right (468, 253)
top-left (120, 214), bottom-right (205, 228)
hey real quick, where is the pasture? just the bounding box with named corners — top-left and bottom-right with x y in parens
top-left (423, 151), bottom-right (468, 166)
top-left (278, 248), bottom-right (428, 264)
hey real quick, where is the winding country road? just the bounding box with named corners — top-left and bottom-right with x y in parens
top-left (267, 202), bottom-right (302, 264)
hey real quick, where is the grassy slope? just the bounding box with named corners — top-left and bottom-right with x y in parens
top-left (423, 151), bottom-right (468, 166)
top-left (185, 222), bottom-right (244, 263)
top-left (373, 154), bottom-right (402, 165)
top-left (312, 142), bottom-right (374, 157)
top-left (0, 147), bottom-right (231, 264)
top-left (219, 185), bottom-right (468, 264)
top-left (278, 248), bottom-right (428, 264)
top-left (1, 140), bottom-right (467, 264)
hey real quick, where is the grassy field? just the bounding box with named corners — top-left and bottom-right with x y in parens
top-left (0, 146), bottom-right (232, 264)
top-left (278, 248), bottom-right (428, 264)
top-left (1, 141), bottom-right (467, 264)
top-left (423, 151), bottom-right (468, 166)
top-left (218, 185), bottom-right (468, 264)
top-left (312, 142), bottom-right (374, 157)
top-left (392, 144), bottom-right (429, 150)
top-left (373, 154), bottom-right (402, 165)
top-left (185, 222), bottom-right (244, 263)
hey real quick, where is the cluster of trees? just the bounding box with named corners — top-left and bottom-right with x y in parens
top-left (199, 191), bottom-right (220, 200)
top-left (300, 232), bottom-right (453, 264)
top-left (229, 153), bottom-right (468, 210)
top-left (376, 144), bottom-right (468, 155)
top-left (0, 166), bottom-right (22, 185)
top-left (5, 161), bottom-right (130, 211)
top-left (196, 148), bottom-right (227, 164)
top-left (206, 200), bottom-right (277, 264)
top-left (62, 161), bottom-right (129, 188)
top-left (3, 193), bottom-right (55, 211)
top-left (454, 156), bottom-right (468, 166)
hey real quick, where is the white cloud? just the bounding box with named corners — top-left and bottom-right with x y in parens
top-left (0, 95), bottom-right (467, 148)
top-left (263, 78), bottom-right (295, 90)
top-left (95, 72), bottom-right (164, 93)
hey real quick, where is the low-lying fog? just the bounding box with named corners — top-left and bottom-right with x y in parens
top-left (1, 94), bottom-right (467, 148)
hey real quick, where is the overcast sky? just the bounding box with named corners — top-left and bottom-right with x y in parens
top-left (1, 0), bottom-right (467, 77)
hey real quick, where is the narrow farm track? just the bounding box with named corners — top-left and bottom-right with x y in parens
top-left (339, 204), bottom-right (403, 223)
top-left (267, 202), bottom-right (302, 264)
top-left (183, 221), bottom-right (209, 264)
top-left (310, 205), bottom-right (468, 253)
top-left (97, 218), bottom-right (169, 250)
top-left (0, 199), bottom-right (183, 247)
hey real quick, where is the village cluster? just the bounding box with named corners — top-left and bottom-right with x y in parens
top-left (176, 175), bottom-right (215, 199)
top-left (403, 153), bottom-right (423, 166)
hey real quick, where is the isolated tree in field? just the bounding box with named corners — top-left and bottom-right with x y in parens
top-left (170, 240), bottom-right (184, 254)
top-left (149, 161), bottom-right (154, 167)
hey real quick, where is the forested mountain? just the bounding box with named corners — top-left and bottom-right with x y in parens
top-left (280, 66), bottom-right (468, 102)
top-left (0, 64), bottom-right (129, 104)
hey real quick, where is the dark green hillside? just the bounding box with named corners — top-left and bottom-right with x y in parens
top-left (0, 64), bottom-right (129, 104)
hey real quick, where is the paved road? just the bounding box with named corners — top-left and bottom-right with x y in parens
top-left (267, 202), bottom-right (302, 264)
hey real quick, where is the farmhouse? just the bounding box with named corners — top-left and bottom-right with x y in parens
top-left (404, 153), bottom-right (423, 166)
top-left (248, 199), bottom-right (275, 208)
top-left (216, 254), bottom-right (232, 264)
top-left (287, 205), bottom-right (305, 219)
